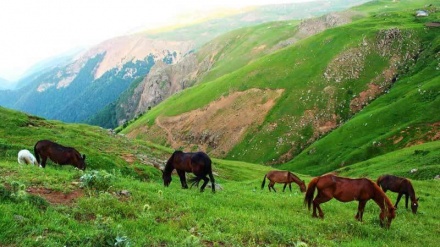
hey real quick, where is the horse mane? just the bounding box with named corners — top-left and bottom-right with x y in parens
top-left (372, 180), bottom-right (394, 209)
top-left (376, 175), bottom-right (384, 185)
top-left (164, 151), bottom-right (181, 174)
top-left (403, 178), bottom-right (417, 199)
top-left (288, 172), bottom-right (302, 184)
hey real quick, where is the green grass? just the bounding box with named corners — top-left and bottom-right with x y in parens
top-left (1, 158), bottom-right (439, 246)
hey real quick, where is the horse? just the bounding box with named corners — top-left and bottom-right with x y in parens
top-left (261, 170), bottom-right (306, 193)
top-left (304, 174), bottom-right (396, 228)
top-left (377, 174), bottom-right (419, 214)
top-left (34, 140), bottom-right (86, 170)
top-left (162, 150), bottom-right (215, 192)
top-left (17, 149), bottom-right (39, 166)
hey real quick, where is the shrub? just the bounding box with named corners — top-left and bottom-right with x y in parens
top-left (80, 170), bottom-right (115, 194)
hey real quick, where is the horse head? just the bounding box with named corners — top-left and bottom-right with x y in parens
top-left (299, 180), bottom-right (307, 193)
top-left (162, 169), bottom-right (172, 187)
top-left (411, 198), bottom-right (419, 214)
top-left (74, 154), bottom-right (86, 171)
top-left (380, 206), bottom-right (396, 229)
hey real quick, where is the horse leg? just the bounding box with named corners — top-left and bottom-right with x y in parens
top-left (395, 192), bottom-right (403, 208)
top-left (355, 200), bottom-right (367, 221)
top-left (208, 172), bottom-right (216, 193)
top-left (289, 183), bottom-right (292, 192)
top-left (283, 183), bottom-right (287, 192)
top-left (176, 170), bottom-right (188, 189)
top-left (199, 176), bottom-right (209, 192)
top-left (313, 191), bottom-right (332, 219)
top-left (269, 181), bottom-right (276, 192)
top-left (41, 156), bottom-right (48, 168)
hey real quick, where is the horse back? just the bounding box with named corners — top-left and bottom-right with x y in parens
top-left (377, 175), bottom-right (407, 193)
top-left (320, 175), bottom-right (376, 202)
top-left (35, 140), bottom-right (82, 165)
top-left (266, 170), bottom-right (289, 183)
top-left (190, 152), bottom-right (212, 175)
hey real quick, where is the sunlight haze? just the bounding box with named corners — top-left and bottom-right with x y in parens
top-left (0, 0), bottom-right (311, 82)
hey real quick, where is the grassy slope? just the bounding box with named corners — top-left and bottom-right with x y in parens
top-left (280, 27), bottom-right (440, 175)
top-left (195, 20), bottom-right (299, 84)
top-left (124, 0), bottom-right (440, 172)
top-left (1, 106), bottom-right (439, 246)
top-left (1, 113), bottom-right (439, 246)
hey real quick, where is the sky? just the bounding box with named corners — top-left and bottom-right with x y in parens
top-left (0, 0), bottom-right (310, 83)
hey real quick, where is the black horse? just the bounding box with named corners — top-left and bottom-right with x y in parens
top-left (377, 174), bottom-right (419, 214)
top-left (34, 140), bottom-right (86, 170)
top-left (162, 150), bottom-right (215, 192)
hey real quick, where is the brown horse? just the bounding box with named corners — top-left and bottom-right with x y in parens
top-left (162, 150), bottom-right (215, 192)
top-left (305, 174), bottom-right (396, 228)
top-left (377, 174), bottom-right (419, 214)
top-left (261, 170), bottom-right (306, 193)
top-left (34, 140), bottom-right (86, 170)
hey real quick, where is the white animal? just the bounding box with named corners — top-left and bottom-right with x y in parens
top-left (17, 149), bottom-right (39, 166)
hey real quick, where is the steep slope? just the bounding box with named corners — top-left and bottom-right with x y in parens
top-left (89, 1), bottom-right (370, 128)
top-left (122, 0), bottom-right (440, 173)
top-left (114, 11), bottom-right (361, 128)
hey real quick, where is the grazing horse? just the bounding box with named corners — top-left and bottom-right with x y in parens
top-left (162, 150), bottom-right (215, 192)
top-left (17, 149), bottom-right (39, 166)
top-left (305, 174), bottom-right (396, 228)
top-left (377, 174), bottom-right (419, 214)
top-left (261, 170), bottom-right (306, 193)
top-left (34, 140), bottom-right (86, 170)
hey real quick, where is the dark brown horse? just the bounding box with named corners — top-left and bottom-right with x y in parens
top-left (162, 150), bottom-right (215, 192)
top-left (261, 170), bottom-right (306, 193)
top-left (377, 174), bottom-right (419, 214)
top-left (34, 140), bottom-right (86, 170)
top-left (305, 174), bottom-right (396, 228)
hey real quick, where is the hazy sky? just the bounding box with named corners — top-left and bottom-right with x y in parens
top-left (0, 0), bottom-right (310, 82)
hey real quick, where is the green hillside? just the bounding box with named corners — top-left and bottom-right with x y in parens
top-left (123, 0), bottom-right (440, 176)
top-left (1, 1), bottom-right (440, 246)
top-left (1, 106), bottom-right (439, 246)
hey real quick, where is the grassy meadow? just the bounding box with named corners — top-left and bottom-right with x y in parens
top-left (1, 159), bottom-right (439, 246)
top-left (1, 107), bottom-right (440, 246)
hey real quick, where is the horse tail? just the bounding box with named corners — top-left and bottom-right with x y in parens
top-left (33, 142), bottom-right (40, 165)
top-left (304, 177), bottom-right (319, 210)
top-left (261, 174), bottom-right (267, 190)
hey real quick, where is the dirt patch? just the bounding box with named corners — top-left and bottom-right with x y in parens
top-left (121, 153), bottom-right (136, 164)
top-left (26, 187), bottom-right (84, 205)
top-left (426, 22), bottom-right (440, 27)
top-left (156, 88), bottom-right (284, 156)
top-left (350, 83), bottom-right (382, 112)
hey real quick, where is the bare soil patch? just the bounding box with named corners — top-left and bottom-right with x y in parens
top-left (26, 187), bottom-right (84, 205)
top-left (156, 88), bottom-right (284, 156)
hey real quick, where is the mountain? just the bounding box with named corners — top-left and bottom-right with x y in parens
top-left (0, 35), bottom-right (193, 123)
top-left (0, 77), bottom-right (11, 90)
top-left (88, 0), bottom-right (370, 128)
top-left (121, 0), bottom-right (440, 175)
top-left (0, 0), bottom-right (369, 127)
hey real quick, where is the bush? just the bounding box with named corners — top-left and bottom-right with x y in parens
top-left (80, 170), bottom-right (115, 194)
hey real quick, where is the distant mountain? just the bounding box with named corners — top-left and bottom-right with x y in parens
top-left (0, 77), bottom-right (11, 90)
top-left (14, 47), bottom-right (84, 89)
top-left (0, 0), bottom-right (370, 126)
